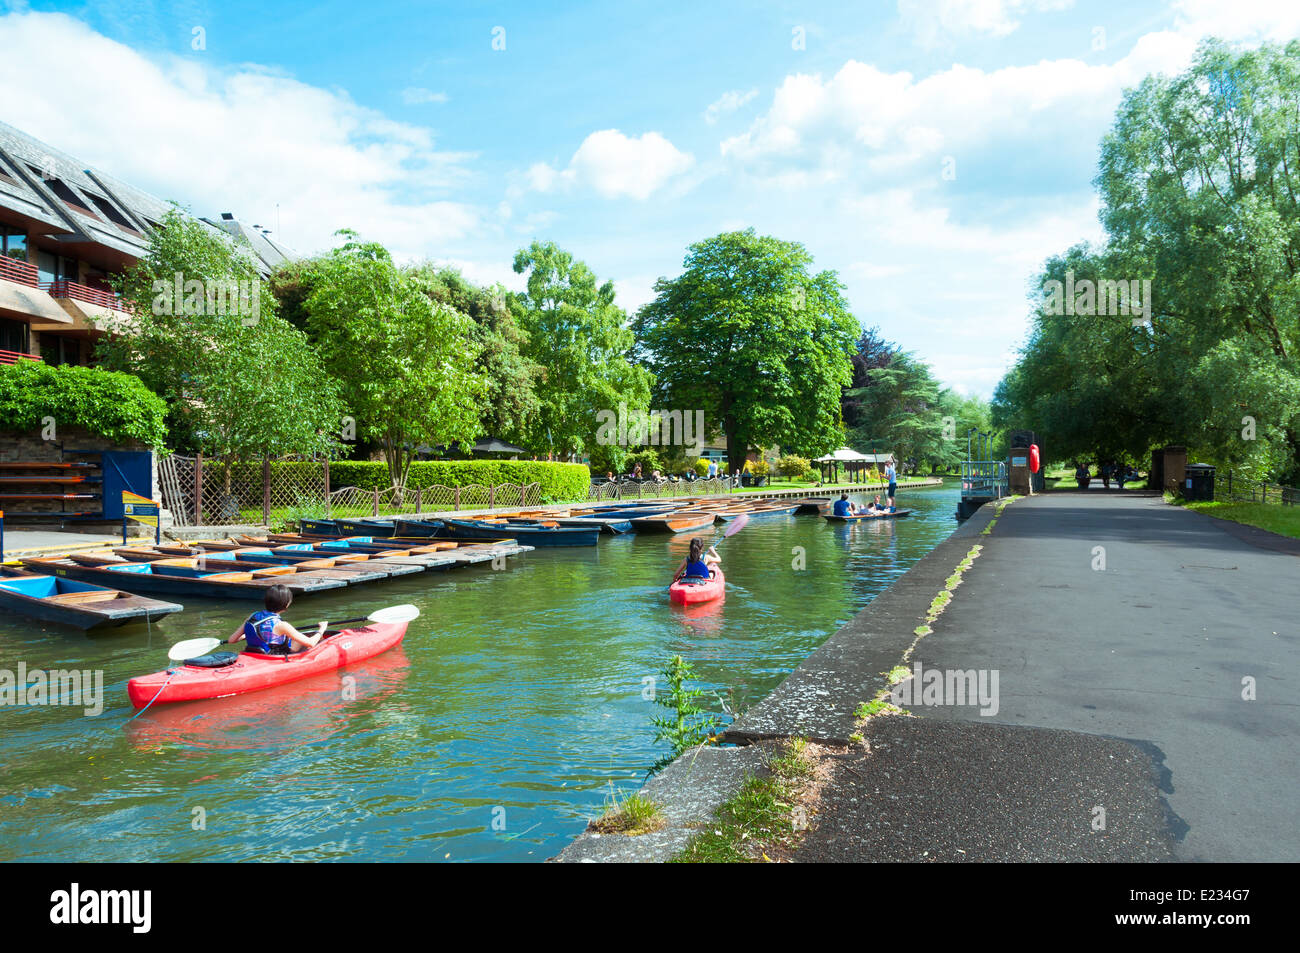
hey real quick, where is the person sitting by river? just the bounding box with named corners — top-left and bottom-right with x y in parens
top-left (674, 536), bottom-right (720, 581)
top-left (832, 493), bottom-right (858, 517)
top-left (226, 584), bottom-right (325, 655)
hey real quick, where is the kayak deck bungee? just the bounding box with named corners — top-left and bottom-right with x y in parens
top-left (669, 569), bottom-right (725, 605)
top-left (823, 508), bottom-right (912, 522)
top-left (127, 619), bottom-right (409, 708)
top-left (0, 572), bottom-right (183, 630)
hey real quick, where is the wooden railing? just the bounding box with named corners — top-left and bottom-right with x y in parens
top-left (0, 349), bottom-right (41, 366)
top-left (41, 279), bottom-right (130, 311)
top-left (0, 256), bottom-right (38, 287)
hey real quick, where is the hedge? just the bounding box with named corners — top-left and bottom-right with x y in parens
top-left (0, 361), bottom-right (169, 449)
top-left (329, 460), bottom-right (591, 502)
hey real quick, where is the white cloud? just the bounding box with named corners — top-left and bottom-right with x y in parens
top-left (0, 11), bottom-right (479, 257)
top-left (525, 130), bottom-right (694, 201)
top-left (703, 88), bottom-right (758, 124)
top-left (898, 0), bottom-right (1075, 46)
top-left (401, 87), bottom-right (449, 105)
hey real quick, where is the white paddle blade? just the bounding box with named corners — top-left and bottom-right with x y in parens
top-left (367, 604), bottom-right (420, 625)
top-left (168, 637), bottom-right (223, 662)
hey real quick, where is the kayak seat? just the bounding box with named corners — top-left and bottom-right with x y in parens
top-left (184, 651), bottom-right (239, 668)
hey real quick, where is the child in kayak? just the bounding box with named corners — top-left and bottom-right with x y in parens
top-left (674, 536), bottom-right (720, 580)
top-left (225, 584), bottom-right (326, 655)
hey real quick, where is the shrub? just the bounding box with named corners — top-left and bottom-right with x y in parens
top-left (749, 460), bottom-right (769, 478)
top-left (0, 361), bottom-right (168, 449)
top-left (803, 468), bottom-right (820, 483)
top-left (694, 458), bottom-right (711, 477)
top-left (327, 459), bottom-right (590, 502)
top-left (775, 455), bottom-right (811, 480)
top-left (624, 449), bottom-right (663, 475)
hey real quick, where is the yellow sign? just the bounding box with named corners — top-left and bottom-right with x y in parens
top-left (122, 491), bottom-right (159, 527)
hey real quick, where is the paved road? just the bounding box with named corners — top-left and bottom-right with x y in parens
top-left (915, 492), bottom-right (1298, 862)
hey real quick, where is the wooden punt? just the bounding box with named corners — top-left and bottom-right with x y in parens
top-left (628, 512), bottom-right (717, 534)
top-left (0, 571), bottom-right (182, 630)
top-left (108, 548), bottom-right (396, 584)
top-left (823, 508), bottom-right (912, 522)
top-left (439, 518), bottom-right (599, 547)
top-left (20, 556), bottom-right (348, 599)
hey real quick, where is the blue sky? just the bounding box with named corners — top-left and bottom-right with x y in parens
top-left (3, 0), bottom-right (1298, 396)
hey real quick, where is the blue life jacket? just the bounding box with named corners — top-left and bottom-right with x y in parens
top-left (684, 560), bottom-right (712, 579)
top-left (243, 610), bottom-right (286, 652)
top-left (833, 499), bottom-right (851, 517)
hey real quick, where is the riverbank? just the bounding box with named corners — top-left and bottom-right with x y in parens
top-left (557, 490), bottom-right (1300, 862)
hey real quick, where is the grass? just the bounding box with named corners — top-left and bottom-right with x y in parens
top-left (588, 791), bottom-right (666, 836)
top-left (1177, 499), bottom-right (1300, 541)
top-left (672, 738), bottom-right (815, 862)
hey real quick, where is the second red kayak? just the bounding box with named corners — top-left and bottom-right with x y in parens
top-left (669, 570), bottom-right (725, 605)
top-left (127, 619), bottom-right (408, 708)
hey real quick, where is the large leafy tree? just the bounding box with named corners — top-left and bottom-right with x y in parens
top-left (407, 265), bottom-right (541, 448)
top-left (292, 232), bottom-right (488, 487)
top-left (511, 241), bottom-right (652, 460)
top-left (998, 39), bottom-right (1300, 481)
top-left (105, 208), bottom-right (342, 461)
top-left (632, 230), bottom-right (858, 473)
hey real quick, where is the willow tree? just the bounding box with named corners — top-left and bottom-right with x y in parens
top-left (632, 230), bottom-right (858, 473)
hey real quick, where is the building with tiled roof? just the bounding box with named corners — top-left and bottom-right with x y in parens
top-left (0, 119), bottom-right (294, 367)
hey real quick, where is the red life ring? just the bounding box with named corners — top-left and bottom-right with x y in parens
top-left (1029, 445), bottom-right (1041, 473)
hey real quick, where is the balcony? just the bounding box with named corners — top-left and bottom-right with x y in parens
top-left (0, 256), bottom-right (39, 288)
top-left (40, 279), bottom-right (132, 312)
top-left (0, 348), bottom-right (41, 366)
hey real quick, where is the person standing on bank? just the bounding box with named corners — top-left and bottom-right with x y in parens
top-left (884, 457), bottom-right (898, 511)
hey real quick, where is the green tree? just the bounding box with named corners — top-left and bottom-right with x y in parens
top-left (999, 40), bottom-right (1300, 482)
top-left (512, 241), bottom-right (652, 460)
top-left (407, 265), bottom-right (541, 448)
top-left (293, 232), bottom-right (488, 488)
top-left (632, 230), bottom-right (858, 473)
top-left (104, 208), bottom-right (342, 462)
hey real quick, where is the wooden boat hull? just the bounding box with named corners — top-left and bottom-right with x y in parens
top-left (439, 519), bottom-right (599, 547)
top-left (824, 508), bottom-right (912, 522)
top-left (629, 513), bottom-right (717, 534)
top-left (0, 573), bottom-right (182, 630)
top-left (22, 557), bottom-right (347, 599)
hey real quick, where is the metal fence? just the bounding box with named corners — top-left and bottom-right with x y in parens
top-left (158, 453), bottom-right (542, 526)
top-left (587, 478), bottom-right (732, 500)
top-left (1215, 472), bottom-right (1300, 505)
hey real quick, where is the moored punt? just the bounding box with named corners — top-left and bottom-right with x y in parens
top-left (823, 508), bottom-right (912, 522)
top-left (108, 548), bottom-right (394, 585)
top-left (21, 556), bottom-right (348, 599)
top-left (628, 512), bottom-right (717, 534)
top-left (794, 497), bottom-right (833, 514)
top-left (0, 571), bottom-right (183, 630)
top-left (439, 518), bottom-right (600, 547)
top-left (241, 536), bottom-right (532, 569)
top-left (186, 544), bottom-right (425, 578)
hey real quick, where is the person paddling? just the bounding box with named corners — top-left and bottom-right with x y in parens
top-left (226, 584), bottom-right (326, 655)
top-left (674, 536), bottom-right (720, 581)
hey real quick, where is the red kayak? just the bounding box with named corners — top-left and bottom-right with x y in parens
top-left (127, 620), bottom-right (408, 708)
top-left (669, 570), bottom-right (725, 605)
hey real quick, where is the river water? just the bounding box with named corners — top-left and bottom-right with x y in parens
top-left (0, 484), bottom-right (959, 861)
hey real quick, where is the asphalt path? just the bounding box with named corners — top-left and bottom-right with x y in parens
top-left (910, 492), bottom-right (1298, 862)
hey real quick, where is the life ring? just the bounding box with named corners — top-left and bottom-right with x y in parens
top-left (1029, 444), bottom-right (1041, 473)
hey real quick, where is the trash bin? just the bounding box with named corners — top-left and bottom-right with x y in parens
top-left (1184, 463), bottom-right (1215, 501)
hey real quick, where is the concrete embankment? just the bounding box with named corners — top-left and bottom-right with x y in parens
top-left (555, 492), bottom-right (998, 863)
top-left (557, 489), bottom-right (1299, 862)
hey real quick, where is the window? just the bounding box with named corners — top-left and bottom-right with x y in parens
top-left (86, 193), bottom-right (140, 233)
top-left (0, 316), bottom-right (29, 354)
top-left (37, 250), bottom-right (78, 285)
top-left (40, 334), bottom-right (80, 366)
top-left (1, 226), bottom-right (26, 261)
top-left (29, 168), bottom-right (93, 215)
